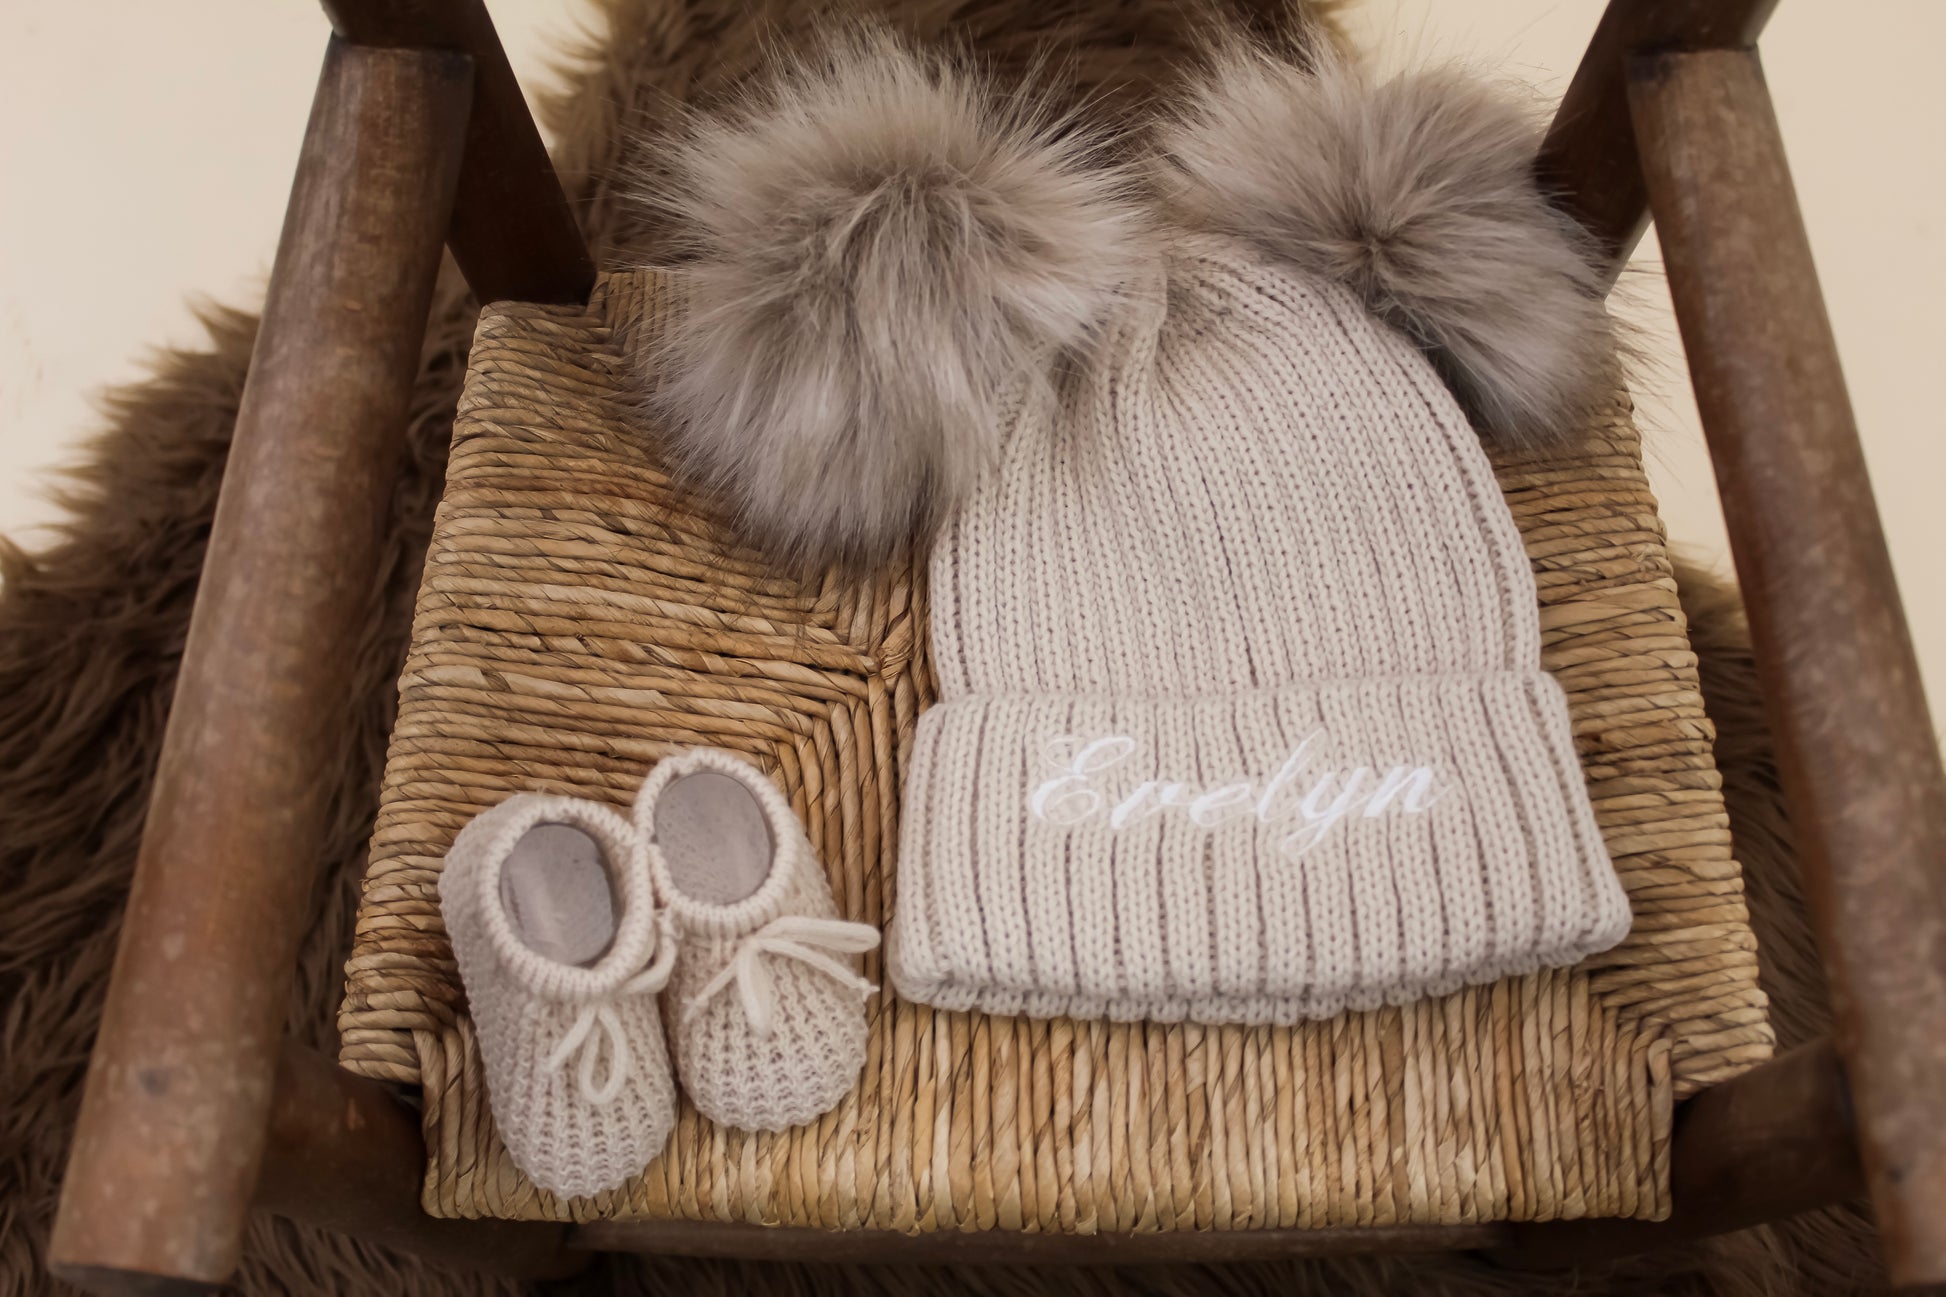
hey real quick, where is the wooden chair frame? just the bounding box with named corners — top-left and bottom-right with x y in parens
top-left (45, 0), bottom-right (1946, 1291)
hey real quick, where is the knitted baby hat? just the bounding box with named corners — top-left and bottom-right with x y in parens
top-left (895, 234), bottom-right (1631, 1022)
top-left (645, 36), bottom-right (1633, 1024)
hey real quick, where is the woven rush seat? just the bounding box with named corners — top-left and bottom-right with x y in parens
top-left (337, 269), bottom-right (1774, 1229)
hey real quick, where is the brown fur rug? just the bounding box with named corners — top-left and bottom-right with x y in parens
top-left (0, 1), bottom-right (1884, 1293)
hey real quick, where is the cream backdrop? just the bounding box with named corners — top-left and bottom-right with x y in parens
top-left (3, 0), bottom-right (1941, 715)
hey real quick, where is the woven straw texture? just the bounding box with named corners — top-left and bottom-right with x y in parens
top-left (338, 271), bottom-right (1773, 1228)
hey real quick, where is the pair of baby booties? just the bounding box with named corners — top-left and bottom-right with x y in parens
top-left (439, 750), bottom-right (880, 1200)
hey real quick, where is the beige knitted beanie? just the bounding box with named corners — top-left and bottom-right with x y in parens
top-left (894, 239), bottom-right (1630, 1022)
top-left (642, 36), bottom-right (1634, 1024)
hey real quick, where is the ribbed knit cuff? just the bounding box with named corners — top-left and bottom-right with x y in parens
top-left (889, 670), bottom-right (1630, 1025)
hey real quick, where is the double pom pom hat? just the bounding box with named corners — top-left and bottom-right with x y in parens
top-left (639, 31), bottom-right (1633, 1025)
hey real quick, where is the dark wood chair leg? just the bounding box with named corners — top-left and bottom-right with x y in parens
top-left (1536, 0), bottom-right (1780, 279)
top-left (256, 1043), bottom-right (583, 1280)
top-left (324, 0), bottom-right (597, 307)
top-left (46, 36), bottom-right (579, 1294)
top-left (1494, 1040), bottom-right (1862, 1267)
top-left (1629, 45), bottom-right (1946, 1291)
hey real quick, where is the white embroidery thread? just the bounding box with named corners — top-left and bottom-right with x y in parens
top-left (1029, 731), bottom-right (1442, 858)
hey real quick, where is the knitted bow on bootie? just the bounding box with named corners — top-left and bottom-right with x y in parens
top-left (546, 915), bottom-right (681, 1104)
top-left (684, 914), bottom-right (881, 1036)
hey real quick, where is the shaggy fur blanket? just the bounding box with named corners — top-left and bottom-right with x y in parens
top-left (0, 0), bottom-right (1882, 1292)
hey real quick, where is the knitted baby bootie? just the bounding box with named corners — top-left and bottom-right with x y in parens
top-left (635, 749), bottom-right (879, 1132)
top-left (440, 792), bottom-right (678, 1198)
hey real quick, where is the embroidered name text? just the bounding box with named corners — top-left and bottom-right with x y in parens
top-left (1028, 732), bottom-right (1442, 857)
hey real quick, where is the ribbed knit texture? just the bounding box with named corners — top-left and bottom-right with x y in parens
top-left (638, 750), bottom-right (878, 1132)
top-left (889, 237), bottom-right (1633, 1024)
top-left (440, 793), bottom-right (678, 1198)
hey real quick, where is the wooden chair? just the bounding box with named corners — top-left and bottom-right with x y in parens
top-left (45, 0), bottom-right (1946, 1291)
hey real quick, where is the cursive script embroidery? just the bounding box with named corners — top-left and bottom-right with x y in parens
top-left (1028, 732), bottom-right (1443, 858)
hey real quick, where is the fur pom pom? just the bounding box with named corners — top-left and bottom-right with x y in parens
top-left (1159, 47), bottom-right (1618, 448)
top-left (644, 32), bottom-right (1145, 567)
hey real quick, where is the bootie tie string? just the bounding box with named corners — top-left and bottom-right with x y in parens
top-left (547, 913), bottom-right (680, 1105)
top-left (684, 914), bottom-right (879, 1038)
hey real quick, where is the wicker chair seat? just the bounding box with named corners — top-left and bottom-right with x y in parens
top-left (336, 270), bottom-right (1773, 1229)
